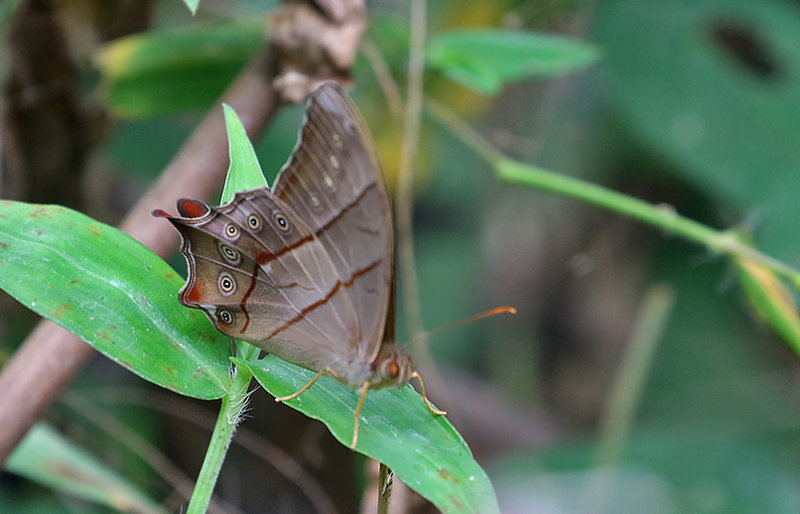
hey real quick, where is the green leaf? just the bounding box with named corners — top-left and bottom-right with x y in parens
top-left (427, 29), bottom-right (600, 94)
top-left (235, 356), bottom-right (500, 514)
top-left (221, 104), bottom-right (268, 203)
top-left (736, 257), bottom-right (800, 355)
top-left (98, 23), bottom-right (262, 118)
top-left (0, 201), bottom-right (231, 399)
top-left (594, 0), bottom-right (800, 256)
top-left (6, 423), bottom-right (167, 513)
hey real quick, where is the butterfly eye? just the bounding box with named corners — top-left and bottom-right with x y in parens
top-left (217, 309), bottom-right (235, 325)
top-left (225, 224), bottom-right (239, 239)
top-left (218, 243), bottom-right (241, 265)
top-left (379, 359), bottom-right (399, 378)
top-left (218, 272), bottom-right (236, 295)
top-left (274, 212), bottom-right (290, 232)
top-left (247, 214), bottom-right (261, 230)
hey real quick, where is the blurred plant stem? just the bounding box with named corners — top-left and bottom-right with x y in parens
top-left (424, 97), bottom-right (800, 289)
top-left (595, 284), bottom-right (674, 466)
top-left (396, 0), bottom-right (427, 345)
top-left (586, 284), bottom-right (674, 511)
top-left (187, 343), bottom-right (258, 514)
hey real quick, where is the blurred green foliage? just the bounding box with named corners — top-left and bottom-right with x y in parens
top-left (3, 0), bottom-right (800, 512)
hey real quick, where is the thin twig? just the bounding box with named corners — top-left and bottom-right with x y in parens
top-left (395, 0), bottom-right (432, 372)
top-left (425, 94), bottom-right (800, 291)
top-left (361, 38), bottom-right (404, 118)
top-left (586, 284), bottom-right (674, 510)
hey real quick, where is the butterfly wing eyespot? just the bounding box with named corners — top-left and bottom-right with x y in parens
top-left (273, 212), bottom-right (291, 232)
top-left (217, 309), bottom-right (235, 325)
top-left (247, 214), bottom-right (261, 230)
top-left (225, 224), bottom-right (240, 239)
top-left (217, 243), bottom-right (242, 265)
top-left (217, 272), bottom-right (237, 295)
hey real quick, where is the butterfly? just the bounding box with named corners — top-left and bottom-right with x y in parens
top-left (154, 82), bottom-right (444, 448)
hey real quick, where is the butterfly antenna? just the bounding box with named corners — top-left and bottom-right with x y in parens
top-left (407, 306), bottom-right (517, 346)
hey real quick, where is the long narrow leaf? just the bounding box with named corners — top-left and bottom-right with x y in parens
top-left (236, 356), bottom-right (500, 514)
top-left (0, 201), bottom-right (232, 399)
top-left (6, 423), bottom-right (167, 513)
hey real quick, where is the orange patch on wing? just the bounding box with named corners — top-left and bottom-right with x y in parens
top-left (177, 199), bottom-right (209, 218)
top-left (183, 283), bottom-right (204, 304)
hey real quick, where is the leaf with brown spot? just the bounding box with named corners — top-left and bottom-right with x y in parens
top-left (0, 200), bottom-right (231, 399)
top-left (52, 304), bottom-right (73, 319)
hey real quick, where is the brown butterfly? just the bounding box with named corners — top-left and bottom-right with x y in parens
top-left (154, 82), bottom-right (444, 448)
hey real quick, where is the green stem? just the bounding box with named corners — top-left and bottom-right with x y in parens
top-left (594, 284), bottom-right (674, 467)
top-left (186, 359), bottom-right (253, 514)
top-left (586, 285), bottom-right (674, 511)
top-left (425, 98), bottom-right (800, 289)
top-left (377, 463), bottom-right (394, 514)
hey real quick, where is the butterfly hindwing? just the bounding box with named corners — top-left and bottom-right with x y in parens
top-left (163, 191), bottom-right (365, 373)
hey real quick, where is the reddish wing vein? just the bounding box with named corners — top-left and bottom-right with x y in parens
top-left (266, 259), bottom-right (382, 340)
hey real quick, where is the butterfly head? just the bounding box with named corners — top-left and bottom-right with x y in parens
top-left (371, 345), bottom-right (415, 389)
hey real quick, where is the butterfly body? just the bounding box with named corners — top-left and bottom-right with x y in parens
top-left (156, 83), bottom-right (442, 448)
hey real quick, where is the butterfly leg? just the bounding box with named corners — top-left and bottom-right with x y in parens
top-left (410, 371), bottom-right (447, 415)
top-left (350, 381), bottom-right (370, 449)
top-left (274, 367), bottom-right (331, 402)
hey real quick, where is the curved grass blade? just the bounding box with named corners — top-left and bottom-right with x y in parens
top-left (236, 356), bottom-right (500, 514)
top-left (7, 423), bottom-right (167, 514)
top-left (0, 201), bottom-right (232, 399)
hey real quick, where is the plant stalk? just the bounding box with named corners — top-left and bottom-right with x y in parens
top-left (186, 362), bottom-right (253, 514)
top-left (425, 98), bottom-right (800, 288)
top-left (377, 463), bottom-right (394, 514)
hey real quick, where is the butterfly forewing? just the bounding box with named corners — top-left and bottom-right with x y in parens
top-left (273, 83), bottom-right (393, 361)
